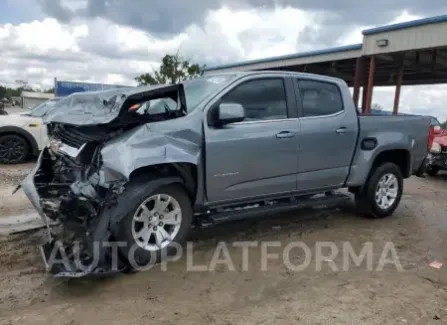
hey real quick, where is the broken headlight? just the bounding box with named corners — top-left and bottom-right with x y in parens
top-left (49, 138), bottom-right (62, 154)
top-left (430, 142), bottom-right (441, 154)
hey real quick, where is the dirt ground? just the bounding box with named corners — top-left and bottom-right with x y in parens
top-left (0, 163), bottom-right (34, 216)
top-left (1, 163), bottom-right (447, 325)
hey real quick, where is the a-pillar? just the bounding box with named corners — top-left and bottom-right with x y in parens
top-left (363, 56), bottom-right (376, 114)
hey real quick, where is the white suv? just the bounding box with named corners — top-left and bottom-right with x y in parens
top-left (0, 98), bottom-right (61, 164)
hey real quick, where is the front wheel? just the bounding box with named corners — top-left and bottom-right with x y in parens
top-left (355, 162), bottom-right (403, 218)
top-left (0, 134), bottom-right (29, 164)
top-left (115, 182), bottom-right (193, 270)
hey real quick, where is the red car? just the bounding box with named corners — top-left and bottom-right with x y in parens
top-left (427, 117), bottom-right (447, 176)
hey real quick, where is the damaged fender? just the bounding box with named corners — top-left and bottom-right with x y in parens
top-left (100, 117), bottom-right (202, 182)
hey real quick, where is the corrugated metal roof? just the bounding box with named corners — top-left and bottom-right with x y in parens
top-left (203, 15), bottom-right (447, 72)
top-left (202, 44), bottom-right (362, 72)
top-left (362, 14), bottom-right (447, 35)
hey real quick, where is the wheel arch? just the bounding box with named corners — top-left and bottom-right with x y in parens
top-left (348, 149), bottom-right (410, 194)
top-left (128, 162), bottom-right (198, 202)
top-left (0, 126), bottom-right (39, 156)
top-left (370, 149), bottom-right (411, 179)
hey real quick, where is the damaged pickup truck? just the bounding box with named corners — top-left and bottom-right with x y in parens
top-left (20, 71), bottom-right (432, 277)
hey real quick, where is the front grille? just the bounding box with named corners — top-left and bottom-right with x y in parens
top-left (51, 124), bottom-right (110, 148)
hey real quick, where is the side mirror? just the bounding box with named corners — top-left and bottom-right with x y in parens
top-left (434, 125), bottom-right (442, 134)
top-left (217, 103), bottom-right (245, 125)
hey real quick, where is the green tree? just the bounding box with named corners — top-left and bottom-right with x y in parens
top-left (0, 86), bottom-right (6, 99)
top-left (135, 53), bottom-right (202, 86)
top-left (371, 103), bottom-right (383, 110)
top-left (0, 85), bottom-right (23, 99)
top-left (44, 87), bottom-right (55, 93)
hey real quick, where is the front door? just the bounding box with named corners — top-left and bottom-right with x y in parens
top-left (205, 77), bottom-right (299, 203)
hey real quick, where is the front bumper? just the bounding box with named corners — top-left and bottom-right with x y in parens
top-left (21, 149), bottom-right (52, 240)
top-left (39, 240), bottom-right (126, 278)
top-left (427, 152), bottom-right (447, 169)
top-left (20, 148), bottom-right (127, 278)
top-left (414, 156), bottom-right (429, 177)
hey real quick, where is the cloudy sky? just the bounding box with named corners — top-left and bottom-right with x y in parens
top-left (1, 0), bottom-right (447, 120)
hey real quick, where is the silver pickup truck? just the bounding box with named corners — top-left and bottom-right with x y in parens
top-left (20, 71), bottom-right (431, 277)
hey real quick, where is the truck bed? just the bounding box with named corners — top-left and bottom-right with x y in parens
top-left (346, 114), bottom-right (431, 187)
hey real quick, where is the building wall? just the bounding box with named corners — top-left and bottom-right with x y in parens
top-left (22, 97), bottom-right (47, 109)
top-left (20, 91), bottom-right (55, 109)
top-left (362, 22), bottom-right (447, 55)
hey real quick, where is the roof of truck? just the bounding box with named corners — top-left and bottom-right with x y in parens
top-left (204, 70), bottom-right (347, 84)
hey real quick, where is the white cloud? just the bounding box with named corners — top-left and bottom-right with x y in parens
top-left (338, 10), bottom-right (423, 46)
top-left (0, 7), bottom-right (322, 89)
top-left (0, 7), bottom-right (446, 120)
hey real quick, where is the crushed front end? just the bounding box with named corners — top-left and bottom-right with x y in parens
top-left (427, 138), bottom-right (447, 173)
top-left (22, 124), bottom-right (128, 278)
top-left (19, 83), bottom-right (200, 278)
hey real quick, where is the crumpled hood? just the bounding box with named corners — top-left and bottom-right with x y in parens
top-left (43, 83), bottom-right (186, 126)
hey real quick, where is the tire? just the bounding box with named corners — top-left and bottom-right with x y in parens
top-left (355, 162), bottom-right (403, 218)
top-left (0, 134), bottom-right (29, 164)
top-left (114, 181), bottom-right (193, 270)
top-left (426, 166), bottom-right (439, 177)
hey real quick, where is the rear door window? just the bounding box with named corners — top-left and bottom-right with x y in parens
top-left (297, 80), bottom-right (344, 117)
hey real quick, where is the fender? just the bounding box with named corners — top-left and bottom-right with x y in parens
top-left (107, 177), bottom-right (183, 226)
top-left (0, 125), bottom-right (40, 156)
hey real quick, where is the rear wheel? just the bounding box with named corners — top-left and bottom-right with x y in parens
top-left (426, 166), bottom-right (439, 177)
top-left (0, 134), bottom-right (29, 164)
top-left (115, 181), bottom-right (193, 270)
top-left (355, 162), bottom-right (403, 218)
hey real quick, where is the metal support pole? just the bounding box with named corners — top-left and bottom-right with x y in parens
top-left (393, 63), bottom-right (404, 115)
top-left (362, 83), bottom-right (368, 112)
top-left (364, 56), bottom-right (376, 114)
top-left (352, 57), bottom-right (364, 109)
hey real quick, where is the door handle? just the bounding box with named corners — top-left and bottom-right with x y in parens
top-left (276, 131), bottom-right (296, 138)
top-left (336, 127), bottom-right (347, 134)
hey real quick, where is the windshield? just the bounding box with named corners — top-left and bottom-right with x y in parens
top-left (183, 75), bottom-right (235, 109)
top-left (431, 117), bottom-right (441, 127)
top-left (29, 98), bottom-right (61, 117)
top-left (136, 74), bottom-right (235, 116)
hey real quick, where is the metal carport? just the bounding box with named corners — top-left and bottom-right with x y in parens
top-left (202, 15), bottom-right (447, 115)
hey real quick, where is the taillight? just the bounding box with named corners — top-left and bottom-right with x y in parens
top-left (428, 125), bottom-right (435, 152)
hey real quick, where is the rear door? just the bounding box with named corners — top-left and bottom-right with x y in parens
top-left (293, 78), bottom-right (358, 191)
top-left (204, 75), bottom-right (299, 203)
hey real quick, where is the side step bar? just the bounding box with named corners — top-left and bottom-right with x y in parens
top-left (197, 192), bottom-right (352, 228)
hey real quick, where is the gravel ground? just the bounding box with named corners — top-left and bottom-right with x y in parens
top-left (1, 163), bottom-right (447, 325)
top-left (0, 163), bottom-right (34, 216)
